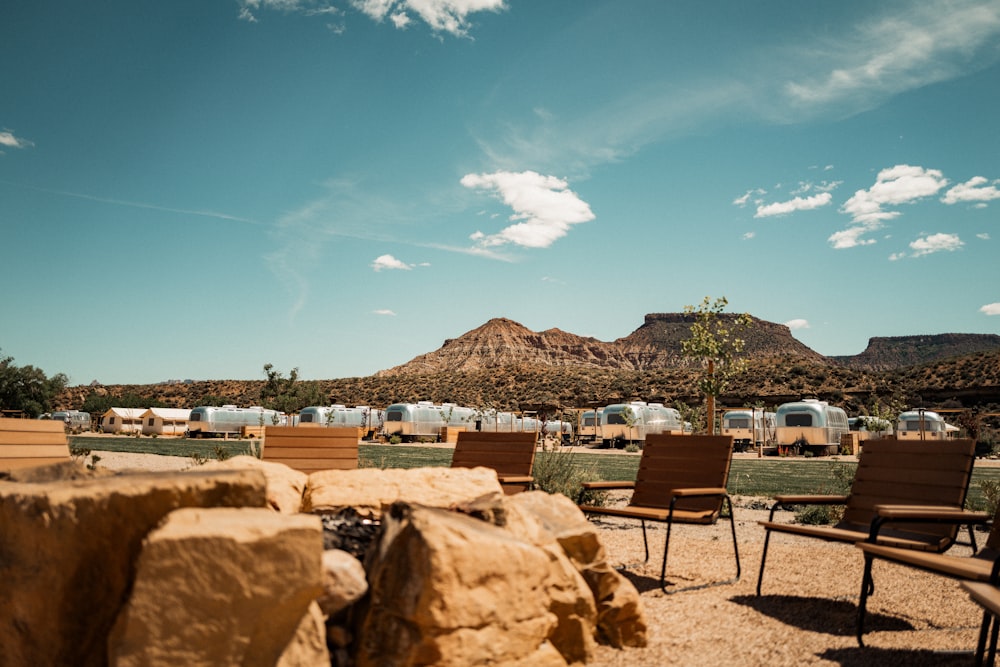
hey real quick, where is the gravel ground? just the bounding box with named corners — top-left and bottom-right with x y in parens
top-left (90, 451), bottom-right (989, 666)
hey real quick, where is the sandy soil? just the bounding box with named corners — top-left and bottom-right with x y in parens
top-left (88, 450), bottom-right (991, 666)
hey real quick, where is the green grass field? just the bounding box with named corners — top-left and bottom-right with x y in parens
top-left (69, 435), bottom-right (1000, 510)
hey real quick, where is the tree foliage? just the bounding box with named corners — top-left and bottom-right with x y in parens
top-left (681, 297), bottom-right (752, 433)
top-left (259, 363), bottom-right (325, 414)
top-left (0, 350), bottom-right (68, 418)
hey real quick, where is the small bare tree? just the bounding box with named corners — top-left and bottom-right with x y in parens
top-left (681, 296), bottom-right (752, 435)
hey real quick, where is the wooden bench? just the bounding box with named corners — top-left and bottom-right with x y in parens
top-left (261, 426), bottom-right (360, 474)
top-left (0, 417), bottom-right (71, 472)
top-left (451, 430), bottom-right (538, 494)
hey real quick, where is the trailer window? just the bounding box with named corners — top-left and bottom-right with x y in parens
top-left (387, 410), bottom-right (403, 422)
top-left (727, 418), bottom-right (750, 429)
top-left (785, 414), bottom-right (813, 427)
top-left (606, 413), bottom-right (628, 425)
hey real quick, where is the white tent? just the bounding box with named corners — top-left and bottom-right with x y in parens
top-left (100, 407), bottom-right (146, 434)
top-left (141, 407), bottom-right (192, 436)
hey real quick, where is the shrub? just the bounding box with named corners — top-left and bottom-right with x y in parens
top-left (532, 448), bottom-right (606, 505)
top-left (213, 445), bottom-right (232, 462)
top-left (978, 479), bottom-right (1000, 517)
top-left (793, 460), bottom-right (853, 525)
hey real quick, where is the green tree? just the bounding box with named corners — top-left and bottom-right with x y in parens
top-left (680, 297), bottom-right (752, 435)
top-left (0, 350), bottom-right (68, 418)
top-left (259, 364), bottom-right (325, 414)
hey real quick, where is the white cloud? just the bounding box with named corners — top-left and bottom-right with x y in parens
top-left (981, 303), bottom-right (1000, 316)
top-left (831, 164), bottom-right (948, 248)
top-left (373, 308), bottom-right (397, 316)
top-left (733, 188), bottom-right (765, 207)
top-left (0, 130), bottom-right (34, 150)
top-left (978, 233), bottom-right (991, 240)
top-left (279, 0), bottom-right (505, 36)
top-left (888, 252), bottom-right (906, 261)
top-left (909, 232), bottom-right (964, 257)
top-left (942, 176), bottom-right (1000, 205)
top-left (742, 231), bottom-right (755, 240)
top-left (371, 254), bottom-right (412, 271)
top-left (783, 1), bottom-right (1000, 115)
top-left (784, 319), bottom-right (810, 330)
top-left (461, 170), bottom-right (594, 249)
top-left (754, 192), bottom-right (832, 218)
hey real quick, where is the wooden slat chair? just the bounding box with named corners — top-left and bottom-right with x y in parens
top-left (962, 581), bottom-right (1000, 667)
top-left (757, 438), bottom-right (978, 598)
top-left (577, 433), bottom-right (739, 593)
top-left (0, 417), bottom-right (71, 473)
top-left (450, 430), bottom-right (538, 495)
top-left (262, 426), bottom-right (360, 474)
top-left (854, 504), bottom-right (996, 647)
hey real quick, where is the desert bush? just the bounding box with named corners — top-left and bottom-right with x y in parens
top-left (793, 460), bottom-right (853, 525)
top-left (532, 448), bottom-right (606, 505)
top-left (977, 479), bottom-right (1000, 517)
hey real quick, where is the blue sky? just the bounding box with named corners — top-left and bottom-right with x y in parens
top-left (2, 0), bottom-right (999, 385)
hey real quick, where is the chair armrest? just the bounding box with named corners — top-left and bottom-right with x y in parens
top-left (672, 487), bottom-right (728, 498)
top-left (497, 475), bottom-right (534, 485)
top-left (867, 505), bottom-right (992, 542)
top-left (873, 505), bottom-right (991, 522)
top-left (580, 480), bottom-right (636, 491)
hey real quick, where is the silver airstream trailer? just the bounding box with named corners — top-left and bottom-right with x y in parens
top-left (578, 408), bottom-right (603, 445)
top-left (722, 409), bottom-right (776, 452)
top-left (599, 401), bottom-right (685, 448)
top-left (383, 402), bottom-right (448, 442)
top-left (896, 410), bottom-right (953, 441)
top-left (774, 399), bottom-right (850, 456)
top-left (47, 410), bottom-right (92, 433)
top-left (298, 405), bottom-right (385, 439)
top-left (187, 405), bottom-right (285, 438)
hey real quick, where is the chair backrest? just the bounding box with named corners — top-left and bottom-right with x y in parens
top-left (0, 417), bottom-right (71, 472)
top-left (840, 438), bottom-right (976, 540)
top-left (451, 430), bottom-right (537, 477)
top-left (262, 426), bottom-right (360, 474)
top-left (630, 434), bottom-right (734, 517)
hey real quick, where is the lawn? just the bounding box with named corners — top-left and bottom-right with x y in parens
top-left (69, 435), bottom-right (1000, 510)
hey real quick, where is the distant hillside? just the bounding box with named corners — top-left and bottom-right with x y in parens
top-left (54, 314), bottom-right (1000, 414)
top-left (833, 334), bottom-right (1000, 371)
top-left (377, 313), bottom-right (825, 376)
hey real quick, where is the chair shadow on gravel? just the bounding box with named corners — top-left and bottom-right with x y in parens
top-left (618, 568), bottom-right (708, 595)
top-left (730, 595), bottom-right (913, 636)
top-left (816, 646), bottom-right (972, 666)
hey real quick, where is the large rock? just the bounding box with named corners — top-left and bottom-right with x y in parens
top-left (0, 468), bottom-right (267, 667)
top-left (304, 466), bottom-right (504, 516)
top-left (108, 507), bottom-right (326, 667)
top-left (357, 503), bottom-right (575, 666)
top-left (504, 491), bottom-right (648, 648)
top-left (199, 455), bottom-right (308, 513)
top-left (318, 548), bottom-right (369, 618)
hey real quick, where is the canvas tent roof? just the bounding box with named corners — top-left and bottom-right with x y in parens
top-left (141, 408), bottom-right (191, 420)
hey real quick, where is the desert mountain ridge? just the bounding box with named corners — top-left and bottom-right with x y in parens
top-left (376, 314), bottom-right (997, 376)
top-left (56, 313), bottom-right (1000, 414)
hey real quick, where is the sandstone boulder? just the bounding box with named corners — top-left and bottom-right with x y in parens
top-left (0, 469), bottom-right (267, 667)
top-left (304, 466), bottom-right (504, 516)
top-left (318, 548), bottom-right (369, 617)
top-left (108, 507), bottom-right (325, 667)
top-left (357, 503), bottom-right (575, 667)
top-left (504, 491), bottom-right (648, 648)
top-left (198, 455), bottom-right (308, 513)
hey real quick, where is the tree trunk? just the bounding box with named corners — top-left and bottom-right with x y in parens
top-left (707, 360), bottom-right (716, 435)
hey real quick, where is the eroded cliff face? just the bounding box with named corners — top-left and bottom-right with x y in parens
top-left (377, 313), bottom-right (827, 377)
top-left (832, 333), bottom-right (1000, 371)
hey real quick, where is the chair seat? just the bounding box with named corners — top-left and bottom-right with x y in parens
top-left (580, 503), bottom-right (718, 525)
top-left (858, 542), bottom-right (996, 582)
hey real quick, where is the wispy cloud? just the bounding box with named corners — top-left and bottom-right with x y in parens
top-left (0, 129), bottom-right (34, 151)
top-left (909, 232), bottom-right (964, 257)
top-left (0, 180), bottom-right (259, 225)
top-left (783, 1), bottom-right (1000, 117)
top-left (785, 319), bottom-right (810, 330)
top-left (981, 303), bottom-right (1000, 316)
top-left (373, 308), bottom-right (397, 316)
top-left (238, 0), bottom-right (506, 37)
top-left (371, 254), bottom-right (412, 271)
top-left (942, 176), bottom-right (1000, 205)
top-left (461, 170), bottom-right (595, 249)
top-left (755, 192), bottom-right (833, 218)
